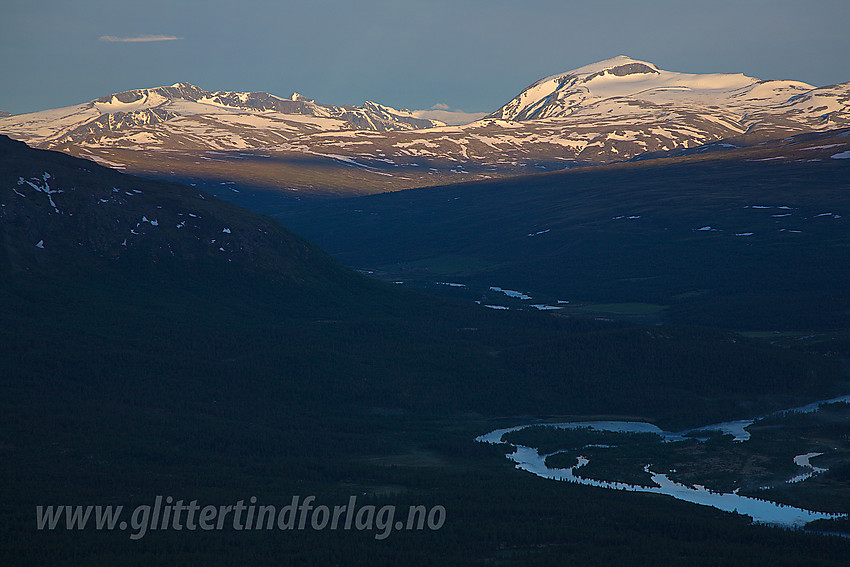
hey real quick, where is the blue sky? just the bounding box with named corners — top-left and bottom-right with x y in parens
top-left (2, 0), bottom-right (849, 115)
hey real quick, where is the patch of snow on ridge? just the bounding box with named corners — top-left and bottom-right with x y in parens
top-left (17, 173), bottom-right (62, 213)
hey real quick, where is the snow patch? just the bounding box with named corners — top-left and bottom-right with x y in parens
top-left (18, 173), bottom-right (62, 213)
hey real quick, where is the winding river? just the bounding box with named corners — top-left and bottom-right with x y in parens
top-left (477, 395), bottom-right (850, 528)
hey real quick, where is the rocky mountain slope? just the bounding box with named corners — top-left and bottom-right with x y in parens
top-left (0, 134), bottom-right (346, 282)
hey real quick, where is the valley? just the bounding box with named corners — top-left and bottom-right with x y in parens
top-left (2, 53), bottom-right (850, 565)
top-left (273, 130), bottom-right (850, 334)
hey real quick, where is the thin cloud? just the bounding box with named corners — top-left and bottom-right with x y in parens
top-left (99, 35), bottom-right (183, 43)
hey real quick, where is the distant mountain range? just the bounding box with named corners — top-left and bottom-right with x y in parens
top-left (0, 82), bottom-right (443, 149)
top-left (1, 56), bottom-right (848, 196)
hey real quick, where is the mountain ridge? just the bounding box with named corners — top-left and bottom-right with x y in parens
top-left (0, 82), bottom-right (444, 150)
top-left (0, 134), bottom-right (349, 284)
top-left (1, 57), bottom-right (848, 197)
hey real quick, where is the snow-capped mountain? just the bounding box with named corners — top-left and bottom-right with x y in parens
top-left (271, 57), bottom-right (848, 181)
top-left (490, 56), bottom-right (817, 121)
top-left (479, 55), bottom-right (849, 151)
top-left (0, 83), bottom-right (444, 150)
top-left (285, 56), bottom-right (849, 168)
top-left (1, 57), bottom-right (848, 196)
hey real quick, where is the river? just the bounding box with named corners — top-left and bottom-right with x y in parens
top-left (476, 395), bottom-right (850, 527)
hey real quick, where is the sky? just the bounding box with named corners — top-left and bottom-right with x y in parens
top-left (1, 0), bottom-right (849, 117)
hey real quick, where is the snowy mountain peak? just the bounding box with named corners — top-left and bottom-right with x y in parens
top-left (487, 56), bottom-right (814, 121)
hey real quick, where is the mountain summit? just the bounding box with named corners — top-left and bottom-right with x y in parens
top-left (488, 55), bottom-right (819, 121)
